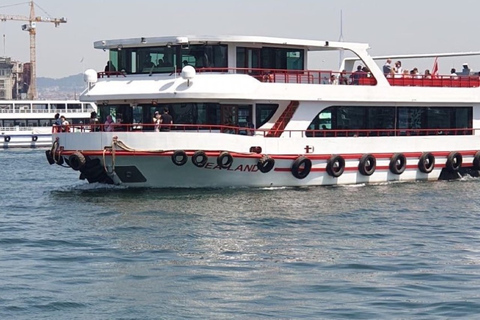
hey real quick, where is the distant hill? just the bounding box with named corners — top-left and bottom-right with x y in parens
top-left (37, 74), bottom-right (86, 99)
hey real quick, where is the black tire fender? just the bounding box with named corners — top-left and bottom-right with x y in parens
top-left (389, 153), bottom-right (407, 175)
top-left (192, 150), bottom-right (208, 168)
top-left (4, 136), bottom-right (10, 143)
top-left (172, 150), bottom-right (188, 166)
top-left (473, 151), bottom-right (480, 170)
top-left (291, 156), bottom-right (312, 179)
top-left (45, 150), bottom-right (55, 165)
top-left (358, 154), bottom-right (376, 176)
top-left (217, 151), bottom-right (233, 169)
top-left (68, 151), bottom-right (86, 171)
top-left (445, 151), bottom-right (462, 172)
top-left (326, 155), bottom-right (345, 178)
top-left (32, 135), bottom-right (38, 142)
top-left (257, 155), bottom-right (275, 173)
top-left (418, 152), bottom-right (435, 173)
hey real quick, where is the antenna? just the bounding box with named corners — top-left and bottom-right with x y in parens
top-left (338, 10), bottom-right (344, 69)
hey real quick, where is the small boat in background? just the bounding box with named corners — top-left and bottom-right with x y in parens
top-left (0, 100), bottom-right (96, 148)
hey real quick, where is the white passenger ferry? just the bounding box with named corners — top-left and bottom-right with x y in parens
top-left (46, 35), bottom-right (480, 187)
top-left (1, 100), bottom-right (96, 148)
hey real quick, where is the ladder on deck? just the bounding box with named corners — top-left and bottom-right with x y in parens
top-left (266, 101), bottom-right (299, 137)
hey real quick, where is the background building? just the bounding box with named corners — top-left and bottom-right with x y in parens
top-left (0, 57), bottom-right (24, 100)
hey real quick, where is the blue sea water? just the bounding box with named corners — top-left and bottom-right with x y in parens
top-left (1, 149), bottom-right (480, 319)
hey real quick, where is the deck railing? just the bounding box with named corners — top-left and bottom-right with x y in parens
top-left (96, 67), bottom-right (480, 88)
top-left (60, 123), bottom-right (475, 137)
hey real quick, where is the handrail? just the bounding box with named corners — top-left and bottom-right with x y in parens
top-left (95, 66), bottom-right (480, 88)
top-left (59, 123), bottom-right (475, 137)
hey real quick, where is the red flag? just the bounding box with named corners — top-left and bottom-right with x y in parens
top-left (432, 57), bottom-right (439, 77)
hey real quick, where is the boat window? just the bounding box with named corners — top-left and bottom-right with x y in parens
top-left (67, 103), bottom-right (81, 110)
top-left (40, 119), bottom-right (50, 126)
top-left (112, 44), bottom-right (227, 75)
top-left (98, 104), bottom-right (132, 126)
top-left (3, 120), bottom-right (13, 127)
top-left (32, 103), bottom-right (48, 112)
top-left (307, 106), bottom-right (472, 137)
top-left (27, 120), bottom-right (38, 127)
top-left (16, 104), bottom-right (30, 112)
top-left (51, 103), bottom-right (65, 112)
top-left (236, 47), bottom-right (304, 71)
top-left (256, 104), bottom-right (279, 128)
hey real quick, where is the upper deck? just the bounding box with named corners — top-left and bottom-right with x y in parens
top-left (92, 35), bottom-right (480, 90)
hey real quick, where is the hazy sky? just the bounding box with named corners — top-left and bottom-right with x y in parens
top-left (1, 0), bottom-right (479, 78)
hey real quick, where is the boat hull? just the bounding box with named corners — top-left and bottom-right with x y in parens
top-left (50, 131), bottom-right (480, 188)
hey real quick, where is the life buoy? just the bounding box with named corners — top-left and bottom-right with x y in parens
top-left (473, 151), bottom-right (480, 170)
top-left (217, 151), bottom-right (233, 169)
top-left (418, 152), bottom-right (435, 173)
top-left (192, 150), bottom-right (208, 167)
top-left (4, 136), bottom-right (10, 143)
top-left (171, 150), bottom-right (188, 166)
top-left (45, 150), bottom-right (55, 165)
top-left (358, 154), bottom-right (376, 176)
top-left (445, 151), bottom-right (462, 172)
top-left (32, 135), bottom-right (38, 142)
top-left (257, 155), bottom-right (275, 173)
top-left (68, 151), bottom-right (86, 171)
top-left (326, 155), bottom-right (345, 177)
top-left (389, 153), bottom-right (406, 175)
top-left (291, 156), bottom-right (312, 179)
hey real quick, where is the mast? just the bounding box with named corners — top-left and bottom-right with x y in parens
top-left (338, 10), bottom-right (344, 69)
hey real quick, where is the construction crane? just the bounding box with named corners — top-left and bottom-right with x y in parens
top-left (0, 1), bottom-right (66, 99)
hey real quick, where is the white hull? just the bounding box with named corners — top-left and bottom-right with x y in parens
top-left (50, 131), bottom-right (479, 187)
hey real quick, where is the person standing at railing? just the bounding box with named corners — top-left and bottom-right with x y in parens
top-left (393, 61), bottom-right (403, 78)
top-left (53, 113), bottom-right (61, 133)
top-left (160, 107), bottom-right (173, 132)
top-left (60, 116), bottom-right (70, 133)
top-left (153, 111), bottom-right (161, 132)
top-left (383, 59), bottom-right (393, 76)
top-left (104, 115), bottom-right (114, 132)
top-left (338, 70), bottom-right (349, 85)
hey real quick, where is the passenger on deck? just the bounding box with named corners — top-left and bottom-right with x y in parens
top-left (153, 111), bottom-right (161, 132)
top-left (104, 61), bottom-right (116, 73)
top-left (424, 69), bottom-right (432, 79)
top-left (393, 61), bottom-right (403, 78)
top-left (89, 111), bottom-right (100, 132)
top-left (329, 74), bottom-right (338, 85)
top-left (245, 116), bottom-right (255, 136)
top-left (461, 63), bottom-right (471, 76)
top-left (104, 115), bottom-right (114, 132)
top-left (338, 70), bottom-right (349, 85)
top-left (160, 107), bottom-right (173, 132)
top-left (383, 59), bottom-right (393, 76)
top-left (60, 116), bottom-right (70, 132)
top-left (53, 113), bottom-right (61, 133)
top-left (451, 68), bottom-right (458, 78)
top-left (350, 65), bottom-right (366, 85)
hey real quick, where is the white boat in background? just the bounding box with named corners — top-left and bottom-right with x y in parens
top-left (0, 100), bottom-right (96, 148)
top-left (46, 35), bottom-right (480, 187)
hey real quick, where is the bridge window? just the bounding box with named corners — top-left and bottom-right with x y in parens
top-left (112, 44), bottom-right (227, 75)
top-left (237, 47), bottom-right (304, 71)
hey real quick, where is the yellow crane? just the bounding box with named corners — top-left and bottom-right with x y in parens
top-left (0, 1), bottom-right (66, 99)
